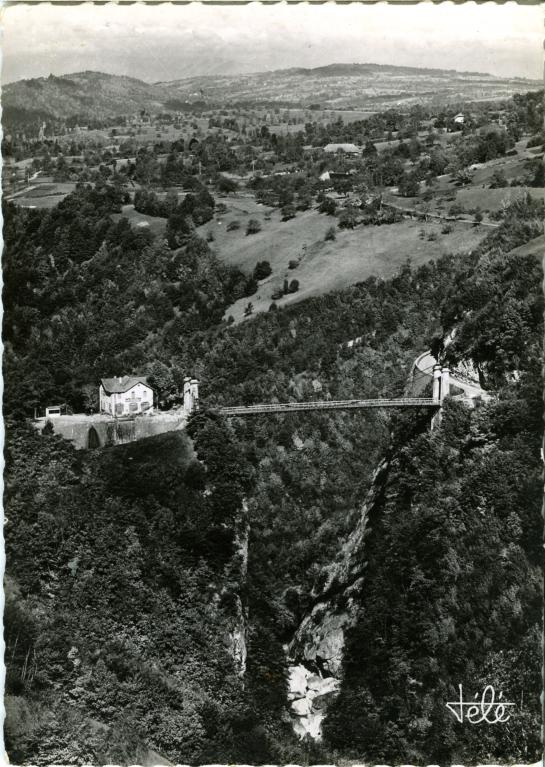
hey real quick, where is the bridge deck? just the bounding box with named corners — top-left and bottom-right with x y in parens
top-left (219, 398), bottom-right (440, 416)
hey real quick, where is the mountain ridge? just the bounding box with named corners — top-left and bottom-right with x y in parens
top-left (5, 61), bottom-right (541, 89)
top-left (3, 63), bottom-right (542, 128)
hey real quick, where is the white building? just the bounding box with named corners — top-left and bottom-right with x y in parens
top-left (45, 404), bottom-right (67, 418)
top-left (99, 376), bottom-right (154, 416)
top-left (323, 143), bottom-right (362, 155)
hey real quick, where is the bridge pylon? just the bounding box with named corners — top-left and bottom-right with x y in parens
top-left (432, 364), bottom-right (442, 402)
top-left (441, 367), bottom-right (451, 401)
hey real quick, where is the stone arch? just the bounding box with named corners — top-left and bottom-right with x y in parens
top-left (87, 426), bottom-right (100, 450)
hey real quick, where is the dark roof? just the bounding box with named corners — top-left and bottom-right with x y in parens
top-left (100, 375), bottom-right (150, 394)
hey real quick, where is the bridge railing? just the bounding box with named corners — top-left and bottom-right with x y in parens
top-left (219, 397), bottom-right (439, 416)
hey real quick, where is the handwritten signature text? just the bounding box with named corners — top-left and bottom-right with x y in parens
top-left (446, 684), bottom-right (515, 724)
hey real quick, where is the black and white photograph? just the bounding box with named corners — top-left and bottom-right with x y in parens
top-left (2, 3), bottom-right (544, 764)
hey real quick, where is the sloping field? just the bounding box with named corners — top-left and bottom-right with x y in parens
top-left (113, 205), bottom-right (167, 236)
top-left (508, 234), bottom-right (544, 259)
top-left (452, 185), bottom-right (542, 213)
top-left (8, 182), bottom-right (76, 209)
top-left (212, 204), bottom-right (488, 322)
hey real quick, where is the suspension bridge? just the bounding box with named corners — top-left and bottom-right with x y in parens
top-left (218, 364), bottom-right (454, 418)
top-left (36, 357), bottom-right (489, 450)
top-left (217, 361), bottom-right (489, 419)
top-left (219, 396), bottom-right (439, 417)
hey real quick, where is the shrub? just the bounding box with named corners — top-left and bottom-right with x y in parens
top-left (338, 209), bottom-right (358, 229)
top-left (325, 226), bottom-right (336, 242)
top-left (319, 197), bottom-right (337, 216)
top-left (206, 231), bottom-right (215, 242)
top-left (288, 260), bottom-right (299, 270)
top-left (288, 279), bottom-right (299, 294)
top-left (281, 204), bottom-right (296, 221)
top-left (253, 261), bottom-right (272, 281)
top-left (490, 170), bottom-right (507, 189)
top-left (243, 276), bottom-right (258, 297)
top-left (449, 203), bottom-right (464, 217)
top-left (246, 219), bottom-right (261, 235)
top-left (441, 223), bottom-right (453, 234)
top-left (227, 220), bottom-right (241, 231)
top-left (527, 132), bottom-right (544, 148)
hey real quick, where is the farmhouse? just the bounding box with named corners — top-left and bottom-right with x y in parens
top-left (323, 143), bottom-right (362, 156)
top-left (99, 376), bottom-right (154, 416)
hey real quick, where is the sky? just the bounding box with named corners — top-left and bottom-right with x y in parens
top-left (2, 2), bottom-right (543, 85)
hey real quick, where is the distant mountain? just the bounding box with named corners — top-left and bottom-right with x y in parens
top-left (3, 64), bottom-right (541, 128)
top-left (277, 63), bottom-right (475, 77)
top-left (2, 71), bottom-right (171, 127)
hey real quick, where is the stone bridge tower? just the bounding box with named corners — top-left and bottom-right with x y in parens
top-left (432, 364), bottom-right (451, 403)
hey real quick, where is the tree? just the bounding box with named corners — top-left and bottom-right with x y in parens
top-left (244, 302), bottom-right (254, 317)
top-left (217, 175), bottom-right (238, 194)
top-left (82, 383), bottom-right (99, 413)
top-left (398, 172), bottom-right (420, 197)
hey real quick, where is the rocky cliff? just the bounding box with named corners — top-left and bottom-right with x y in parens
top-left (223, 501), bottom-right (250, 675)
top-left (286, 457), bottom-right (390, 739)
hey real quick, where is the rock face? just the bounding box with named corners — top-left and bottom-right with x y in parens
top-left (287, 664), bottom-right (340, 740)
top-left (223, 500), bottom-right (249, 675)
top-left (287, 459), bottom-right (391, 739)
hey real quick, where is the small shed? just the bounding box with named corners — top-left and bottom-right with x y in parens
top-left (45, 404), bottom-right (67, 418)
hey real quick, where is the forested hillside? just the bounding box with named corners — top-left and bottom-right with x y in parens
top-left (2, 183), bottom-right (248, 415)
top-left (4, 177), bottom-right (543, 763)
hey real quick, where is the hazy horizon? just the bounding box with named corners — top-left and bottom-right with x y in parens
top-left (3, 59), bottom-right (543, 89)
top-left (2, 3), bottom-right (543, 86)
